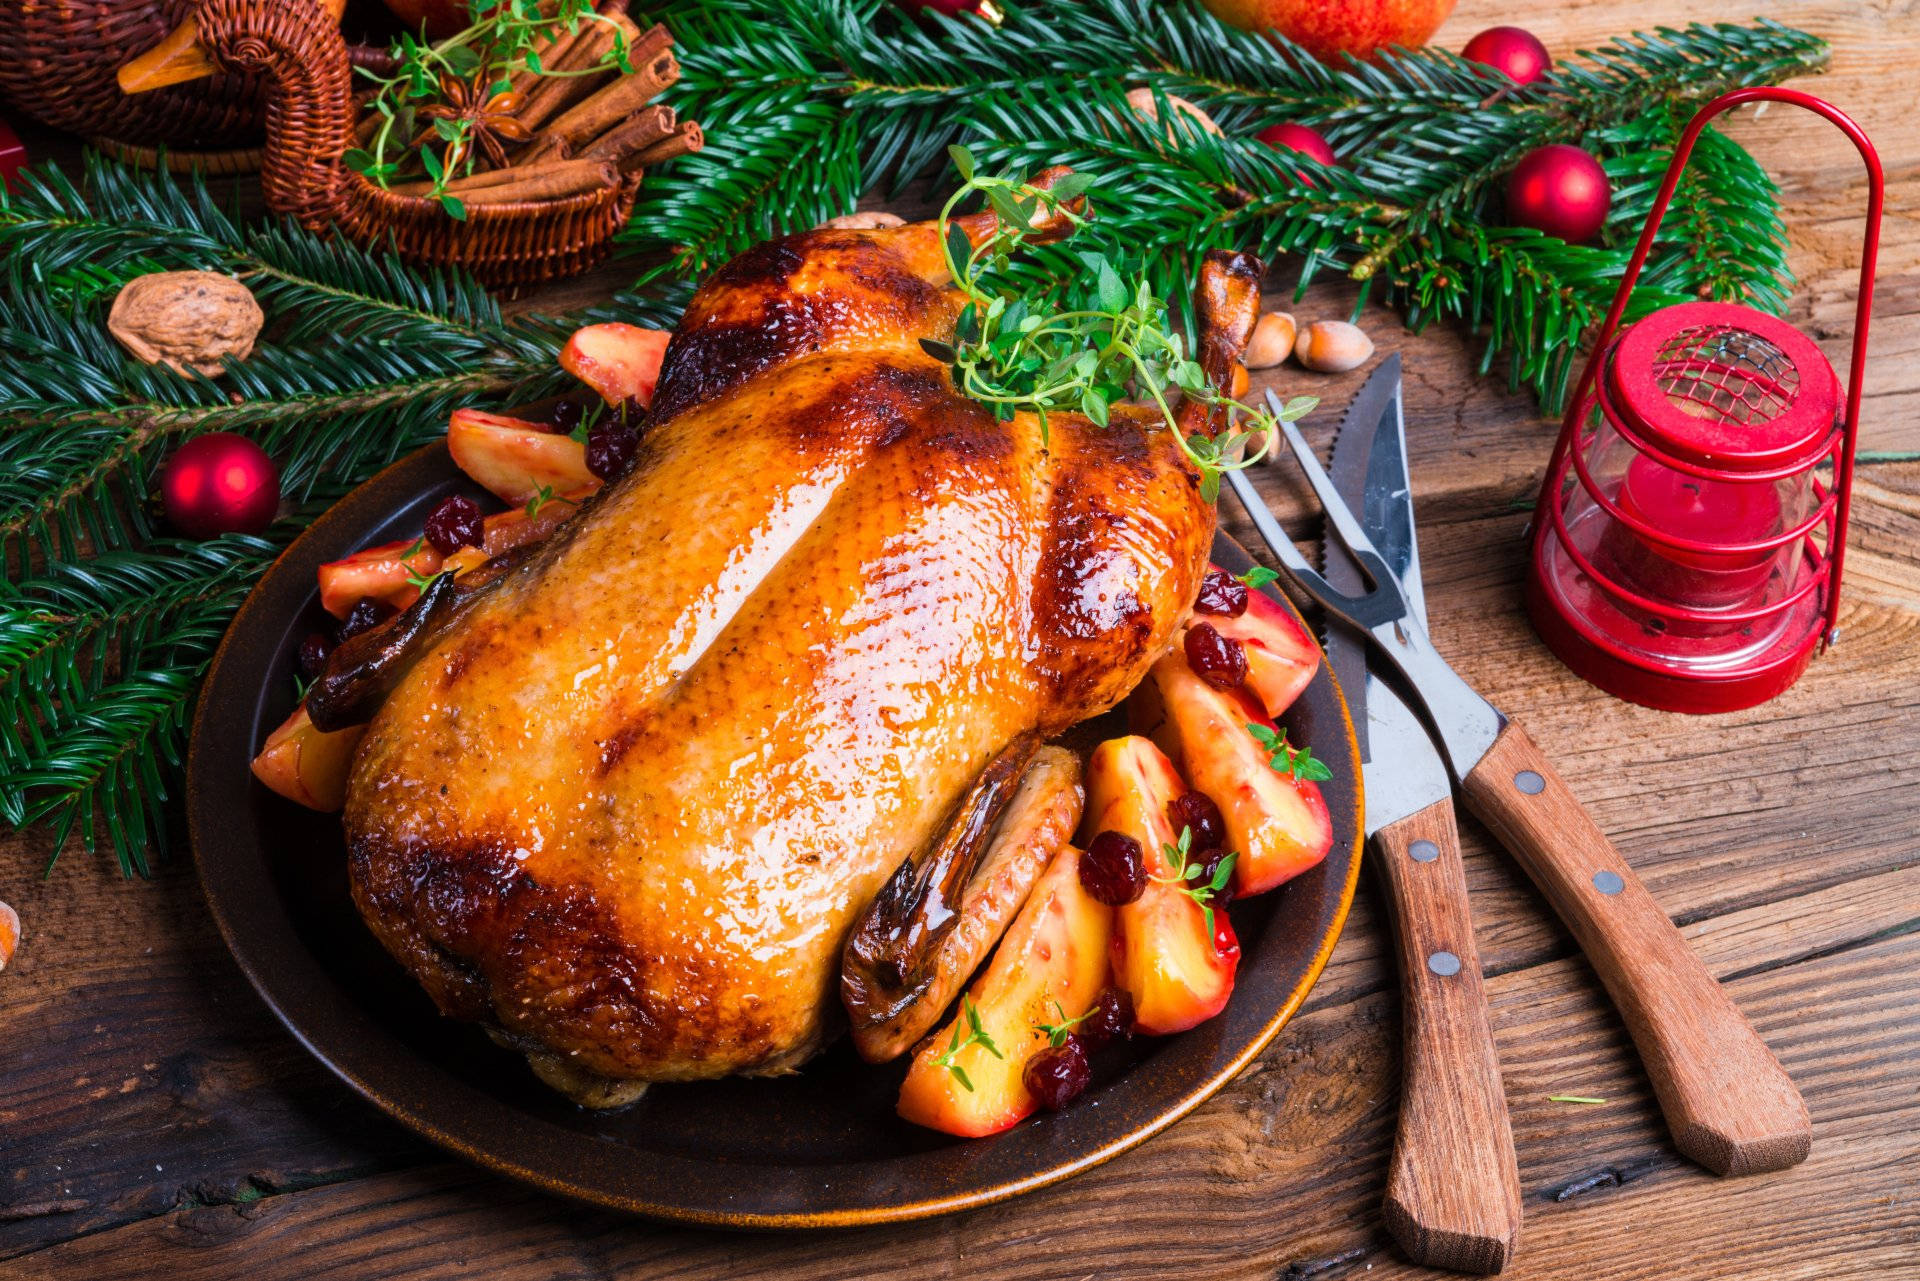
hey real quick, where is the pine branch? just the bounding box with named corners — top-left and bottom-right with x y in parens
top-left (0, 153), bottom-right (681, 874)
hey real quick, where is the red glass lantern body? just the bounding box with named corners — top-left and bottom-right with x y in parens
top-left (1528, 89), bottom-right (1884, 713)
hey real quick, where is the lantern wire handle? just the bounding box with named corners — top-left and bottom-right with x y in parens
top-left (1542, 87), bottom-right (1884, 649)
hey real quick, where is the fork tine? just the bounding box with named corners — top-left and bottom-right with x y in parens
top-left (1223, 468), bottom-right (1355, 620)
top-left (1263, 393), bottom-right (1386, 571)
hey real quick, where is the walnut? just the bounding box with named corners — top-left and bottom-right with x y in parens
top-left (817, 210), bottom-right (907, 230)
top-left (108, 271), bottom-right (264, 377)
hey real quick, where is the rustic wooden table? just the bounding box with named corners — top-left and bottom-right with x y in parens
top-left (4, 1), bottom-right (1916, 1277)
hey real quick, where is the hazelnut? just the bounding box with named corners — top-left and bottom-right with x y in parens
top-left (817, 210), bottom-right (907, 230)
top-left (1229, 362), bottom-right (1250, 400)
top-left (1243, 312), bottom-right (1297, 369)
top-left (1124, 87), bottom-right (1221, 142)
top-left (109, 271), bottom-right (263, 377)
top-left (1294, 319), bottom-right (1374, 373)
top-left (0, 900), bottom-right (17, 972)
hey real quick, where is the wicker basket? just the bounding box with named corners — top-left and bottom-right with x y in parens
top-left (0, 0), bottom-right (266, 153)
top-left (133, 0), bottom-right (645, 289)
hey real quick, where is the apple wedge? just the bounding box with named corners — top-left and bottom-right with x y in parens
top-left (316, 537), bottom-right (442, 619)
top-left (1131, 654), bottom-right (1334, 896)
top-left (896, 844), bottom-right (1113, 1138)
top-left (560, 323), bottom-right (670, 408)
top-left (1197, 563), bottom-right (1320, 718)
top-left (1080, 736), bottom-right (1238, 1036)
top-left (250, 705), bottom-right (367, 811)
top-left (439, 501), bottom-right (579, 576)
top-left (446, 408), bottom-right (600, 506)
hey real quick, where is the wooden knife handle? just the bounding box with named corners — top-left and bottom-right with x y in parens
top-left (1460, 720), bottom-right (1811, 1176)
top-left (1374, 797), bottom-right (1522, 1275)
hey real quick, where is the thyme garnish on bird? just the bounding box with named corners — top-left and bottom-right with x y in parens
top-left (347, 0), bottom-right (637, 218)
top-left (1237, 566), bottom-right (1281, 590)
top-left (1152, 825), bottom-right (1237, 938)
top-left (924, 148), bottom-right (1315, 502)
top-left (934, 995), bottom-right (1003, 1092)
top-left (1247, 723), bottom-right (1333, 783)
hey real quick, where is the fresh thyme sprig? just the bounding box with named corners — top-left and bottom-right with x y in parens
top-left (523, 483), bottom-right (558, 518)
top-left (934, 995), bottom-right (1003, 1092)
top-left (926, 147), bottom-right (1315, 501)
top-left (1034, 999), bottom-right (1095, 1048)
top-left (1237, 566), bottom-right (1280, 590)
top-left (1151, 825), bottom-right (1237, 938)
top-left (347, 0), bottom-right (638, 218)
top-left (1247, 723), bottom-right (1333, 783)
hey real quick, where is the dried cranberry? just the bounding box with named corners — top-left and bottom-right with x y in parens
top-left (1167, 790), bottom-right (1227, 854)
top-left (1023, 1037), bottom-right (1091, 1111)
top-left (1193, 568), bottom-right (1248, 617)
top-left (297, 631), bottom-right (334, 678)
top-left (547, 399), bottom-right (584, 434)
top-left (1079, 986), bottom-right (1136, 1050)
top-left (585, 417), bottom-right (641, 482)
top-left (423, 494), bottom-right (485, 555)
top-left (1184, 621), bottom-right (1248, 689)
top-left (337, 597), bottom-right (394, 642)
top-left (1080, 830), bottom-right (1146, 905)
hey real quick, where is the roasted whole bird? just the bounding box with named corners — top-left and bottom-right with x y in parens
top-left (316, 175), bottom-right (1262, 1104)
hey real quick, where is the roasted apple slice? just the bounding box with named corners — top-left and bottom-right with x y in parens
top-left (1080, 736), bottom-right (1238, 1036)
top-left (1131, 654), bottom-right (1334, 896)
top-left (317, 537), bottom-right (443, 618)
top-left (560, 323), bottom-right (670, 408)
top-left (439, 501), bottom-right (579, 576)
top-left (896, 843), bottom-right (1113, 1138)
top-left (250, 704), bottom-right (367, 811)
top-left (446, 408), bottom-right (600, 506)
top-left (1198, 563), bottom-right (1320, 718)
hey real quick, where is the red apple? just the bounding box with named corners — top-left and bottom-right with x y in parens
top-left (251, 705), bottom-right (367, 811)
top-left (317, 537), bottom-right (443, 619)
top-left (1197, 564), bottom-right (1321, 719)
top-left (1081, 737), bottom-right (1238, 1036)
top-left (1198, 0), bottom-right (1457, 63)
top-left (896, 844), bottom-right (1114, 1137)
top-left (1131, 656), bottom-right (1334, 896)
top-left (559, 324), bottom-right (670, 409)
top-left (447, 408), bottom-right (600, 506)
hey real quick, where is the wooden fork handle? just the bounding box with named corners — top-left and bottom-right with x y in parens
top-left (1374, 796), bottom-right (1522, 1275)
top-left (1461, 720), bottom-right (1811, 1176)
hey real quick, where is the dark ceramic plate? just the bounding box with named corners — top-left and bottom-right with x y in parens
top-left (187, 443), bottom-right (1362, 1228)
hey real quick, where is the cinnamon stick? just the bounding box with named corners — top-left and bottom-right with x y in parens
top-left (390, 157), bottom-right (616, 201)
top-left (532, 47), bottom-right (679, 158)
top-left (516, 16), bottom-right (660, 134)
top-left (578, 104), bottom-right (676, 163)
top-left (626, 121), bottom-right (703, 171)
top-left (507, 22), bottom-right (588, 104)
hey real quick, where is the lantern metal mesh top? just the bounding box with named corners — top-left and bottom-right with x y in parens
top-left (1652, 324), bottom-right (1800, 428)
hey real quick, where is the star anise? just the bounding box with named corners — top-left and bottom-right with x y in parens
top-left (416, 75), bottom-right (533, 173)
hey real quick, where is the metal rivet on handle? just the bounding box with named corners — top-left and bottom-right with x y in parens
top-left (1514, 770), bottom-right (1546, 795)
top-left (1592, 870), bottom-right (1625, 896)
top-left (1427, 950), bottom-right (1462, 977)
top-left (1409, 840), bottom-right (1440, 863)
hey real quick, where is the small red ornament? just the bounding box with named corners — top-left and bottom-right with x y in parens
top-left (1504, 143), bottom-right (1610, 243)
top-left (1255, 122), bottom-right (1336, 167)
top-left (1462, 26), bottom-right (1551, 86)
top-left (159, 433), bottom-right (280, 538)
top-left (0, 114), bottom-right (26, 193)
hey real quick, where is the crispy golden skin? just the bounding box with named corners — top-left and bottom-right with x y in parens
top-left (344, 216), bottom-right (1219, 1089)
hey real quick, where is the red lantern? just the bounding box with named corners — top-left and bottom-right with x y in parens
top-left (1528, 88), bottom-right (1884, 713)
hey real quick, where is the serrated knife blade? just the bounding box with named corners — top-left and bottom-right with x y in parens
top-left (1320, 355), bottom-right (1451, 835)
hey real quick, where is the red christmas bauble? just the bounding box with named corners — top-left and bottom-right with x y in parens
top-left (1504, 143), bottom-right (1611, 243)
top-left (1462, 26), bottom-right (1551, 86)
top-left (159, 433), bottom-right (280, 538)
top-left (1254, 122), bottom-right (1337, 167)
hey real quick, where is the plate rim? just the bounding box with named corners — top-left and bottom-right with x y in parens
top-left (186, 442), bottom-right (1363, 1229)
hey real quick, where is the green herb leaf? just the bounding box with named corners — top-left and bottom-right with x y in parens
top-left (1237, 566), bottom-right (1281, 590)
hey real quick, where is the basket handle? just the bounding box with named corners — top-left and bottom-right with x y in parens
top-left (1562, 87), bottom-right (1884, 645)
